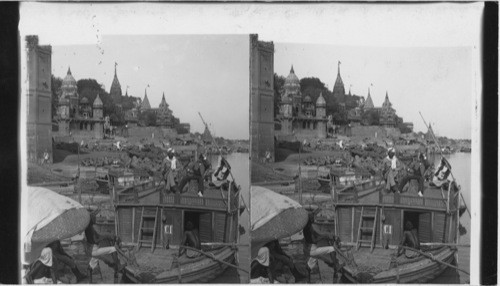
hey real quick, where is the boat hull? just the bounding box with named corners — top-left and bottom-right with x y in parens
top-left (124, 247), bottom-right (236, 283)
top-left (342, 247), bottom-right (457, 283)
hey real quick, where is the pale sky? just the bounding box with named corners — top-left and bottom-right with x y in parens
top-left (49, 35), bottom-right (249, 139)
top-left (20, 2), bottom-right (481, 141)
top-left (274, 44), bottom-right (473, 139)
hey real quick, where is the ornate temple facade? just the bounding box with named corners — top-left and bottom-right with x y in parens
top-left (362, 90), bottom-right (398, 127)
top-left (277, 66), bottom-right (328, 139)
top-left (55, 68), bottom-right (105, 139)
top-left (135, 90), bottom-right (189, 132)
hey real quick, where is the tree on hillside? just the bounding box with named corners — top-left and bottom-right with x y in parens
top-left (51, 75), bottom-right (63, 118)
top-left (273, 74), bottom-right (286, 117)
top-left (300, 77), bottom-right (326, 92)
top-left (362, 109), bottom-right (380, 126)
top-left (138, 110), bottom-right (157, 127)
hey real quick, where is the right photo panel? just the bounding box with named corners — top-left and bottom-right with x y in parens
top-left (249, 16), bottom-right (476, 283)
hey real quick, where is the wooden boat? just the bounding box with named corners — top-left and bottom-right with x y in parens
top-left (112, 178), bottom-right (241, 283)
top-left (317, 166), bottom-right (380, 194)
top-left (328, 179), bottom-right (463, 283)
top-left (96, 166), bottom-right (152, 194)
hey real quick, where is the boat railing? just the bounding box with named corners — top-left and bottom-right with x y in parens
top-left (379, 192), bottom-right (447, 209)
top-left (115, 181), bottom-right (239, 212)
top-left (334, 187), bottom-right (447, 211)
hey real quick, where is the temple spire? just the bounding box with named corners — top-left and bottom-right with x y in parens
top-left (290, 65), bottom-right (295, 74)
top-left (114, 62), bottom-right (118, 76)
top-left (67, 66), bottom-right (72, 75)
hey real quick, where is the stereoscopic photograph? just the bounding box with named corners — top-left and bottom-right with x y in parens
top-left (18, 2), bottom-right (484, 285)
top-left (20, 4), bottom-right (250, 283)
top-left (249, 4), bottom-right (481, 284)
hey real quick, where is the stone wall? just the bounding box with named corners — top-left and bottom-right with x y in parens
top-left (350, 125), bottom-right (401, 138)
top-left (127, 126), bottom-right (178, 140)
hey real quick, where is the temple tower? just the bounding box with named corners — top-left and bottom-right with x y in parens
top-left (284, 65), bottom-right (302, 116)
top-left (316, 93), bottom-right (327, 139)
top-left (26, 35), bottom-right (53, 163)
top-left (250, 34), bottom-right (275, 162)
top-left (110, 62), bottom-right (122, 104)
top-left (364, 88), bottom-right (375, 109)
top-left (141, 89), bottom-right (151, 110)
top-left (332, 61), bottom-right (345, 99)
top-left (93, 94), bottom-right (104, 139)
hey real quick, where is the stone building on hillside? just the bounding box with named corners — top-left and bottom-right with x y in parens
top-left (26, 35), bottom-right (53, 163)
top-left (55, 67), bottom-right (105, 139)
top-left (155, 93), bottom-right (175, 127)
top-left (276, 66), bottom-right (328, 139)
top-left (362, 90), bottom-right (398, 127)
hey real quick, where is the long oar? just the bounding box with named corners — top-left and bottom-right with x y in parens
top-left (179, 245), bottom-right (249, 273)
top-left (400, 245), bottom-right (469, 276)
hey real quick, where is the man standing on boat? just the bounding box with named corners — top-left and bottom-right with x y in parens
top-left (162, 148), bottom-right (178, 194)
top-left (382, 147), bottom-right (403, 193)
top-left (303, 210), bottom-right (342, 280)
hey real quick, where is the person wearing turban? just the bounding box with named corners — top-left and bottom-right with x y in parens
top-left (382, 147), bottom-right (403, 193)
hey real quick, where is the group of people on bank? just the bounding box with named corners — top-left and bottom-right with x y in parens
top-left (161, 148), bottom-right (232, 198)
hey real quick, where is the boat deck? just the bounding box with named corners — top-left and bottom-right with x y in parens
top-left (342, 246), bottom-right (444, 274)
top-left (125, 246), bottom-right (235, 283)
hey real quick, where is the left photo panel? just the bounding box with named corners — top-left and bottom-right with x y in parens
top-left (20, 5), bottom-right (250, 284)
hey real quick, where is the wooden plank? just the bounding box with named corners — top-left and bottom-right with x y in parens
top-left (418, 212), bottom-right (432, 243)
top-left (199, 212), bottom-right (213, 242)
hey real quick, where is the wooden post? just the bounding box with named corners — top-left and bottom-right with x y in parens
top-left (351, 208), bottom-right (355, 243)
top-left (77, 143), bottom-right (81, 204)
top-left (132, 208), bottom-right (136, 243)
top-left (227, 180), bottom-right (232, 214)
top-left (456, 185), bottom-right (461, 245)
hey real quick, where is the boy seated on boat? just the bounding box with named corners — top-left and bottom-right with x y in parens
top-left (178, 154), bottom-right (211, 197)
top-left (396, 221), bottom-right (420, 258)
top-left (178, 221), bottom-right (202, 258)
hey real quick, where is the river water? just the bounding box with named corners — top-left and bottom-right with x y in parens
top-left (427, 152), bottom-right (471, 284)
top-left (208, 152), bottom-right (250, 283)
